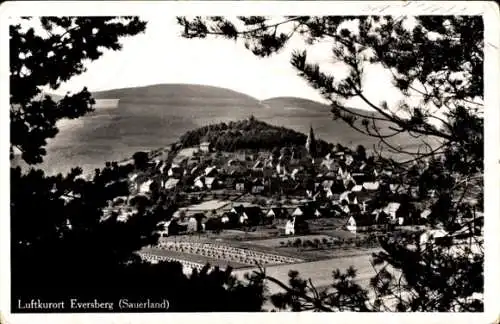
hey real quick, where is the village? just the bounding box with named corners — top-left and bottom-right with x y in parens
top-left (8, 12), bottom-right (487, 314)
top-left (104, 124), bottom-right (482, 275)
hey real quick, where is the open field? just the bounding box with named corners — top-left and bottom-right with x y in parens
top-left (183, 199), bottom-right (232, 211)
top-left (275, 246), bottom-right (379, 261)
top-left (143, 240), bottom-right (304, 268)
top-left (140, 247), bottom-right (251, 269)
top-left (221, 229), bottom-right (280, 239)
top-left (232, 248), bottom-right (384, 295)
top-left (315, 229), bottom-right (359, 239)
top-left (158, 227), bottom-right (379, 262)
top-left (231, 247), bottom-right (397, 311)
top-left (307, 217), bottom-right (349, 230)
top-left (245, 234), bottom-right (335, 248)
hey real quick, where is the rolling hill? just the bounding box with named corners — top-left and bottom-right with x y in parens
top-left (261, 97), bottom-right (331, 114)
top-left (13, 84), bottom-right (266, 175)
top-left (259, 96), bottom-right (439, 158)
top-left (11, 84), bottom-right (438, 176)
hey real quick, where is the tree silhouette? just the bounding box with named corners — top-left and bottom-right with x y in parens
top-left (10, 16), bottom-right (266, 312)
top-left (355, 144), bottom-right (367, 161)
top-left (10, 17), bottom-right (147, 164)
top-left (132, 151), bottom-right (150, 170)
top-left (178, 15), bottom-right (484, 311)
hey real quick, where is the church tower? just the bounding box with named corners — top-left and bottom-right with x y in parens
top-left (305, 125), bottom-right (317, 158)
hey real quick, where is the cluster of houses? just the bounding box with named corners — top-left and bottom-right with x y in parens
top-left (115, 133), bottom-right (457, 235)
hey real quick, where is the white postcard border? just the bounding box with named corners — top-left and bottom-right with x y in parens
top-left (0, 1), bottom-right (498, 324)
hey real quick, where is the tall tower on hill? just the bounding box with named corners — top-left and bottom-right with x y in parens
top-left (305, 125), bottom-right (317, 158)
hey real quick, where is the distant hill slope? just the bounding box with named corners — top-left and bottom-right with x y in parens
top-left (13, 84), bottom-right (265, 176)
top-left (262, 97), bottom-right (331, 113)
top-left (93, 83), bottom-right (260, 104)
top-left (260, 96), bottom-right (441, 159)
top-left (12, 85), bottom-right (439, 176)
top-left (261, 96), bottom-right (383, 118)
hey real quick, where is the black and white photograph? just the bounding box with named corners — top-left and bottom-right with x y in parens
top-left (1, 1), bottom-right (499, 322)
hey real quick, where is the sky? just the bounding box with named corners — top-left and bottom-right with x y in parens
top-left (44, 16), bottom-right (405, 110)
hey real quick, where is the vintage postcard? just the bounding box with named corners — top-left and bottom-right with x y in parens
top-left (1, 1), bottom-right (499, 324)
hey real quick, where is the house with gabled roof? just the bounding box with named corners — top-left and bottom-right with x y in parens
top-left (199, 141), bottom-right (213, 153)
top-left (291, 168), bottom-right (302, 181)
top-left (321, 158), bottom-right (339, 171)
top-left (337, 166), bottom-right (345, 178)
top-left (164, 178), bottom-right (180, 190)
top-left (224, 177), bottom-right (235, 188)
top-left (313, 208), bottom-right (323, 218)
top-left (345, 154), bottom-right (354, 166)
top-left (204, 166), bottom-right (218, 177)
top-left (205, 177), bottom-right (217, 189)
top-left (189, 165), bottom-right (200, 176)
top-left (320, 179), bottom-right (334, 192)
top-left (253, 160), bottom-right (264, 170)
top-left (227, 159), bottom-right (242, 167)
top-left (230, 205), bottom-right (245, 215)
top-left (241, 206), bottom-right (264, 225)
top-left (266, 207), bottom-right (288, 220)
top-left (389, 183), bottom-right (410, 194)
top-left (159, 163), bottom-right (168, 175)
top-left (291, 206), bottom-right (306, 217)
top-left (139, 179), bottom-right (154, 194)
top-left (313, 190), bottom-right (327, 202)
top-left (383, 202), bottom-right (401, 222)
top-left (168, 164), bottom-right (183, 178)
top-left (319, 170), bottom-right (334, 179)
top-left (193, 176), bottom-right (205, 190)
top-left (276, 162), bottom-right (289, 175)
top-left (339, 191), bottom-right (359, 205)
top-left (351, 184), bottom-right (364, 193)
top-left (420, 209), bottom-right (432, 219)
top-left (389, 183), bottom-right (399, 193)
top-left (285, 217), bottom-right (295, 235)
top-left (358, 161), bottom-right (368, 171)
top-left (363, 181), bottom-right (380, 191)
top-left (346, 213), bottom-right (375, 234)
top-left (344, 178), bottom-right (356, 191)
top-left (351, 172), bottom-right (367, 185)
top-left (292, 205), bottom-right (319, 219)
top-left (382, 169), bottom-right (394, 176)
top-left (230, 205), bottom-right (263, 225)
top-left (235, 181), bottom-right (246, 191)
top-left (251, 178), bottom-right (265, 194)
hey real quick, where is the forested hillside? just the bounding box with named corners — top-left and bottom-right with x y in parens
top-left (179, 116), bottom-right (333, 154)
